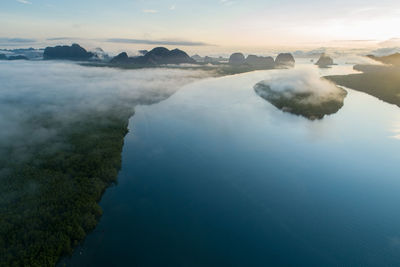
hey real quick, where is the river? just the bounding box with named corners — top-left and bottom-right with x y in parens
top-left (65, 62), bottom-right (400, 266)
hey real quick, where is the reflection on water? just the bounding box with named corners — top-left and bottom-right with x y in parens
top-left (390, 121), bottom-right (400, 140)
top-left (66, 63), bottom-right (400, 266)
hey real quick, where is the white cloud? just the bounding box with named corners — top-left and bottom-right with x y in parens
top-left (0, 61), bottom-right (211, 164)
top-left (16, 0), bottom-right (32, 4)
top-left (169, 5), bottom-right (176, 10)
top-left (142, 9), bottom-right (158, 13)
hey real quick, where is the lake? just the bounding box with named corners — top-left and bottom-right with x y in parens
top-left (65, 63), bottom-right (400, 266)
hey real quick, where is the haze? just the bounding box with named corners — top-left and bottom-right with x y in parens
top-left (2, 0), bottom-right (400, 53)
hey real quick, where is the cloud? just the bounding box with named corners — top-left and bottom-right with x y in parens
top-left (106, 38), bottom-right (211, 46)
top-left (379, 38), bottom-right (400, 48)
top-left (370, 47), bottom-right (400, 57)
top-left (46, 37), bottom-right (81, 41)
top-left (169, 5), bottom-right (176, 10)
top-left (0, 37), bottom-right (36, 43)
top-left (0, 36), bottom-right (211, 48)
top-left (0, 61), bottom-right (211, 167)
top-left (255, 67), bottom-right (345, 104)
top-left (16, 0), bottom-right (32, 4)
top-left (0, 38), bottom-right (36, 47)
top-left (142, 9), bottom-right (158, 13)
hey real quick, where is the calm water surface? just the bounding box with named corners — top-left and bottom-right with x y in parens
top-left (66, 64), bottom-right (400, 266)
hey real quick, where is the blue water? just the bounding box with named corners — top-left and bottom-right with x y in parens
top-left (66, 67), bottom-right (400, 266)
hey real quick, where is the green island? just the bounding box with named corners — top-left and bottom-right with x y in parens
top-left (254, 80), bottom-right (347, 120)
top-left (326, 53), bottom-right (400, 107)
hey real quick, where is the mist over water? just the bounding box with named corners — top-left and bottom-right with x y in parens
top-left (2, 56), bottom-right (400, 266)
top-left (254, 67), bottom-right (346, 105)
top-left (0, 61), bottom-right (210, 166)
top-left (3, 0), bottom-right (400, 264)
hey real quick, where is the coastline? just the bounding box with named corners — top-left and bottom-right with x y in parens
top-left (1, 62), bottom-right (269, 266)
top-left (1, 106), bottom-right (134, 266)
top-left (325, 65), bottom-right (400, 108)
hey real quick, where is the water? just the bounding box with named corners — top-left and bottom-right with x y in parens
top-left (66, 64), bottom-right (400, 266)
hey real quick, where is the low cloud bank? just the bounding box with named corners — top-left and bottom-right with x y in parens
top-left (254, 67), bottom-right (347, 119)
top-left (334, 54), bottom-right (383, 65)
top-left (0, 61), bottom-right (210, 166)
top-left (257, 67), bottom-right (345, 102)
top-left (370, 47), bottom-right (400, 57)
top-left (0, 37), bottom-right (36, 44)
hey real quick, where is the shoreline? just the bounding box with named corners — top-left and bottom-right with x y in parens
top-left (2, 62), bottom-right (270, 266)
top-left (326, 65), bottom-right (400, 108)
top-left (1, 106), bottom-right (134, 266)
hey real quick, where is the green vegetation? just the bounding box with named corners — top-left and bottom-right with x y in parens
top-left (0, 106), bottom-right (134, 266)
top-left (254, 82), bottom-right (347, 120)
top-left (0, 57), bottom-right (280, 266)
top-left (1, 56), bottom-right (261, 266)
top-left (326, 66), bottom-right (400, 107)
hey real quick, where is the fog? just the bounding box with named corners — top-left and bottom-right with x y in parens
top-left (333, 54), bottom-right (382, 65)
top-left (0, 61), bottom-right (211, 166)
top-left (255, 67), bottom-right (345, 103)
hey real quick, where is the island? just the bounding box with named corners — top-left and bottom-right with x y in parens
top-left (315, 53), bottom-right (334, 68)
top-left (110, 47), bottom-right (195, 65)
top-left (228, 52), bottom-right (246, 65)
top-left (275, 53), bottom-right (296, 68)
top-left (39, 43), bottom-right (296, 76)
top-left (245, 55), bottom-right (275, 68)
top-left (227, 52), bottom-right (293, 69)
top-left (254, 78), bottom-right (347, 120)
top-left (10, 43), bottom-right (297, 73)
top-left (43, 44), bottom-right (96, 60)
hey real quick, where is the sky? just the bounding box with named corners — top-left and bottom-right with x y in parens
top-left (1, 0), bottom-right (400, 53)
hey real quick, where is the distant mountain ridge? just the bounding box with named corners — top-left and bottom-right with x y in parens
top-left (10, 43), bottom-right (296, 71)
top-left (111, 47), bottom-right (195, 65)
top-left (0, 53), bottom-right (28, 60)
top-left (43, 44), bottom-right (95, 60)
top-left (227, 52), bottom-right (295, 69)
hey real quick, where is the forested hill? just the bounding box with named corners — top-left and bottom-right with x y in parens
top-left (0, 106), bottom-right (133, 266)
